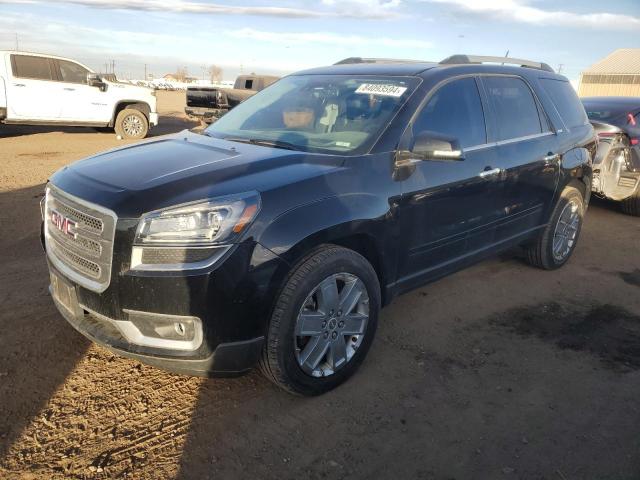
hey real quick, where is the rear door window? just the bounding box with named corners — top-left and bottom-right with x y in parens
top-left (540, 78), bottom-right (587, 129)
top-left (484, 76), bottom-right (542, 141)
top-left (58, 60), bottom-right (90, 84)
top-left (11, 55), bottom-right (54, 81)
top-left (413, 77), bottom-right (487, 149)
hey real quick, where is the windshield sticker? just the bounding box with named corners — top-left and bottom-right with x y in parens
top-left (355, 83), bottom-right (407, 97)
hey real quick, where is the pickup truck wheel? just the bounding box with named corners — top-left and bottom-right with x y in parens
top-left (114, 108), bottom-right (149, 139)
top-left (525, 186), bottom-right (585, 270)
top-left (621, 184), bottom-right (640, 216)
top-left (260, 245), bottom-right (380, 396)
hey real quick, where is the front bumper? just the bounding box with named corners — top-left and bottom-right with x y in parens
top-left (48, 264), bottom-right (264, 377)
top-left (44, 236), bottom-right (286, 376)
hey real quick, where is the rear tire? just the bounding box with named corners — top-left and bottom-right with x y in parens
top-left (114, 108), bottom-right (149, 139)
top-left (259, 245), bottom-right (380, 396)
top-left (621, 184), bottom-right (640, 216)
top-left (525, 186), bottom-right (585, 270)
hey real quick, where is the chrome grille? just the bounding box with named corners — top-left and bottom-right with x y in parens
top-left (53, 201), bottom-right (104, 234)
top-left (45, 185), bottom-right (117, 293)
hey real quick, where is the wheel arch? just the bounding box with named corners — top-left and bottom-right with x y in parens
top-left (561, 145), bottom-right (593, 205)
top-left (110, 101), bottom-right (150, 126)
top-left (256, 194), bottom-right (394, 306)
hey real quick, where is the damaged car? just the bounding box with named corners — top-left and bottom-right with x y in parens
top-left (582, 96), bottom-right (640, 215)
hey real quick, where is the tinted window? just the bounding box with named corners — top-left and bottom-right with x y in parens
top-left (413, 77), bottom-right (486, 148)
top-left (59, 60), bottom-right (89, 84)
top-left (484, 76), bottom-right (542, 141)
top-left (12, 55), bottom-right (53, 80)
top-left (245, 79), bottom-right (253, 89)
top-left (541, 78), bottom-right (587, 128)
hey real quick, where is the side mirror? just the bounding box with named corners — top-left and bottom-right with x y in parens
top-left (411, 131), bottom-right (464, 161)
top-left (87, 73), bottom-right (106, 91)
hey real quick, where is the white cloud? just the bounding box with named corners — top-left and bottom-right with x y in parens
top-left (0, 0), bottom-right (402, 19)
top-left (424, 0), bottom-right (640, 30)
top-left (228, 27), bottom-right (431, 49)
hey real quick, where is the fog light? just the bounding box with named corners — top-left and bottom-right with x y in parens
top-left (119, 309), bottom-right (203, 351)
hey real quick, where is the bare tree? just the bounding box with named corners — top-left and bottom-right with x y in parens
top-left (174, 66), bottom-right (188, 82)
top-left (208, 65), bottom-right (224, 83)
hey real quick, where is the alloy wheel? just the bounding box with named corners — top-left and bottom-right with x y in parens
top-left (122, 114), bottom-right (144, 137)
top-left (552, 198), bottom-right (580, 262)
top-left (294, 273), bottom-right (369, 377)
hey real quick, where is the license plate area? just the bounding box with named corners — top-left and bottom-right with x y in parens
top-left (50, 271), bottom-right (79, 316)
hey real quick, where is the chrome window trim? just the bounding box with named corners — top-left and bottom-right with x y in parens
top-left (463, 131), bottom-right (555, 153)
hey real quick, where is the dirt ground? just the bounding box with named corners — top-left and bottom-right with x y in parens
top-left (1, 91), bottom-right (639, 480)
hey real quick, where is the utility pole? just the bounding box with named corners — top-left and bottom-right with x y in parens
top-left (557, 63), bottom-right (564, 74)
top-left (15, 33), bottom-right (19, 51)
top-left (144, 63), bottom-right (147, 80)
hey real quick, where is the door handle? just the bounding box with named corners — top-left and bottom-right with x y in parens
top-left (13, 83), bottom-right (25, 87)
top-left (64, 88), bottom-right (76, 91)
top-left (478, 167), bottom-right (502, 178)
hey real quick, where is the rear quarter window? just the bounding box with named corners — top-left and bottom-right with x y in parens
top-left (540, 78), bottom-right (588, 129)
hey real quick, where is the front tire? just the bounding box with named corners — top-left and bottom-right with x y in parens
top-left (114, 108), bottom-right (149, 139)
top-left (525, 186), bottom-right (585, 270)
top-left (260, 245), bottom-right (381, 396)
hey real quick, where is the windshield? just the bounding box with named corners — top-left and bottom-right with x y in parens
top-left (205, 74), bottom-right (420, 155)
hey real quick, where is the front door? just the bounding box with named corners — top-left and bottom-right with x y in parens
top-left (396, 76), bottom-right (504, 291)
top-left (56, 59), bottom-right (110, 123)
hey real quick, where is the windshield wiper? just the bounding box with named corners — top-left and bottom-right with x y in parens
top-left (223, 137), bottom-right (300, 151)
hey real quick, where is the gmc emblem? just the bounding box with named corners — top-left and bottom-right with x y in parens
top-left (51, 210), bottom-right (77, 239)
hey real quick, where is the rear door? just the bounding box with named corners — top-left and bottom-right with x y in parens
top-left (480, 75), bottom-right (559, 239)
top-left (397, 76), bottom-right (504, 289)
top-left (7, 54), bottom-right (63, 120)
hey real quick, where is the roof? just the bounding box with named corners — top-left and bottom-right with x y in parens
top-left (581, 97), bottom-right (640, 115)
top-left (583, 49), bottom-right (640, 75)
top-left (582, 96), bottom-right (640, 105)
top-left (294, 62), bottom-right (438, 76)
top-left (296, 54), bottom-right (559, 78)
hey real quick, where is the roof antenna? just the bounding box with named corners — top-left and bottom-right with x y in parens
top-left (503, 50), bottom-right (509, 65)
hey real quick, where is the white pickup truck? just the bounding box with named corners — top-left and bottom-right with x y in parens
top-left (0, 51), bottom-right (158, 138)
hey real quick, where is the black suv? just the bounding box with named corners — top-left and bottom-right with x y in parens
top-left (43, 55), bottom-right (595, 395)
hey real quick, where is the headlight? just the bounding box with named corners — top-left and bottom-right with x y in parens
top-left (134, 191), bottom-right (260, 246)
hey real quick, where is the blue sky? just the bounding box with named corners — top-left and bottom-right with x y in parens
top-left (0, 0), bottom-right (638, 82)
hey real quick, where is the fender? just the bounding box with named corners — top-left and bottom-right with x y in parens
top-left (256, 192), bottom-right (399, 295)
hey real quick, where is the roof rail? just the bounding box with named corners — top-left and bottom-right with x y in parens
top-left (334, 57), bottom-right (429, 65)
top-left (439, 55), bottom-right (555, 73)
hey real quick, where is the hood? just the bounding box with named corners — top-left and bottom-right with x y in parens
top-left (50, 130), bottom-right (344, 217)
